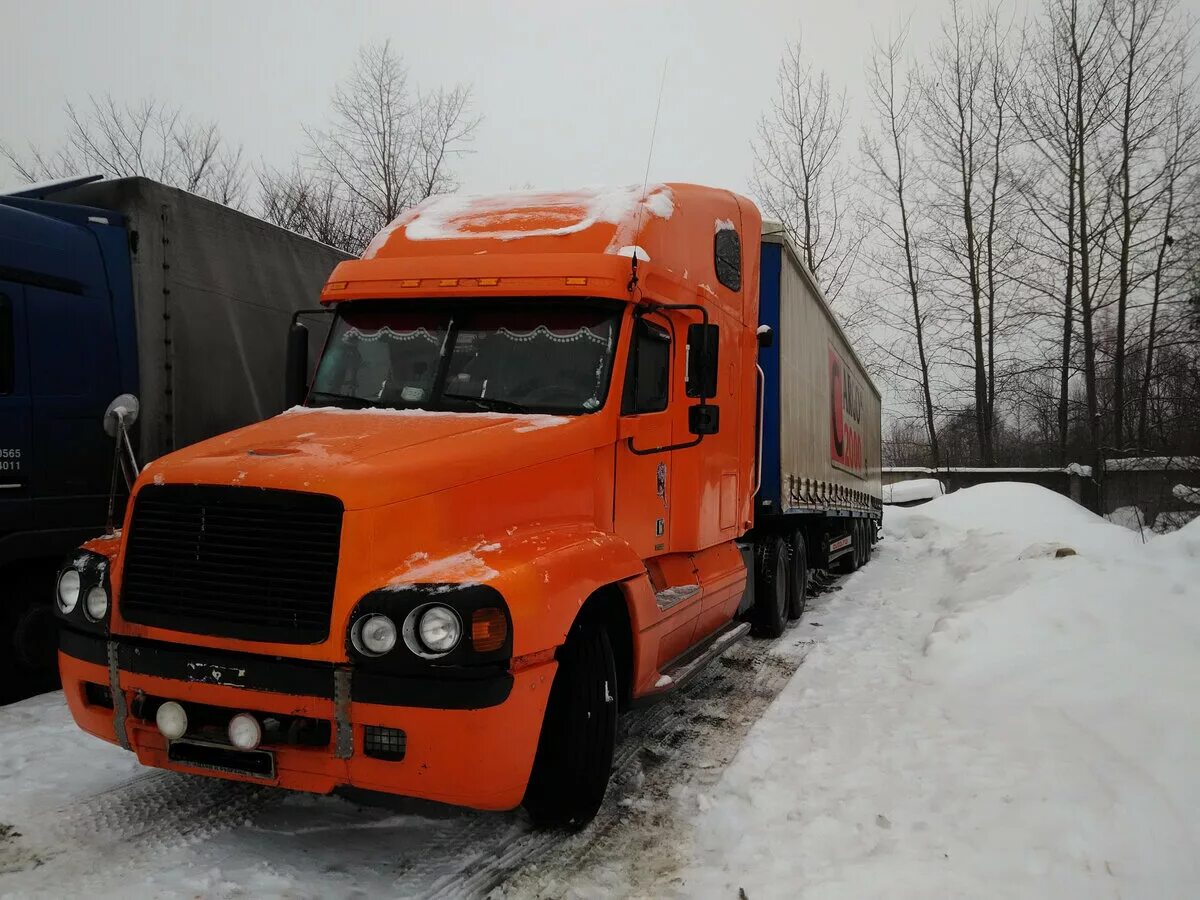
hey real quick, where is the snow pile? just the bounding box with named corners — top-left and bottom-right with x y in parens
top-left (882, 477), bottom-right (944, 505)
top-left (681, 483), bottom-right (1200, 898)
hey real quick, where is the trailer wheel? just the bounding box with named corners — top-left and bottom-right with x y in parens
top-left (786, 532), bottom-right (809, 621)
top-left (837, 524), bottom-right (860, 574)
top-left (523, 622), bottom-right (618, 830)
top-left (752, 536), bottom-right (788, 638)
top-left (862, 521), bottom-right (874, 564)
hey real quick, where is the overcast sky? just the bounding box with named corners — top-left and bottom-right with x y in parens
top-left (2, 0), bottom-right (1020, 198)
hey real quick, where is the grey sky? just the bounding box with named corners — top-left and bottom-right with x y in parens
top-left (3, 0), bottom-right (979, 197)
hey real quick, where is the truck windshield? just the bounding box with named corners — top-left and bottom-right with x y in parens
top-left (308, 300), bottom-right (622, 415)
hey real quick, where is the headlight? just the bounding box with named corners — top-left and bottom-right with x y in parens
top-left (57, 569), bottom-right (81, 614)
top-left (84, 585), bottom-right (109, 622)
top-left (352, 614), bottom-right (398, 656)
top-left (403, 604), bottom-right (462, 657)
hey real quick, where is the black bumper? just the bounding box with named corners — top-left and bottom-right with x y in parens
top-left (58, 627), bottom-right (513, 710)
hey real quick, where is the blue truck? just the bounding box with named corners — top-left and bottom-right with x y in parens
top-left (0, 176), bottom-right (349, 701)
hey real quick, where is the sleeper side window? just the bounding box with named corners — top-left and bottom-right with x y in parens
top-left (622, 318), bottom-right (670, 414)
top-left (0, 294), bottom-right (12, 395)
top-left (714, 228), bottom-right (741, 292)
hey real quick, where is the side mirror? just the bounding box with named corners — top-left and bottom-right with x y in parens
top-left (689, 403), bottom-right (720, 436)
top-left (686, 323), bottom-right (720, 399)
top-left (757, 325), bottom-right (774, 349)
top-left (285, 321), bottom-right (310, 409)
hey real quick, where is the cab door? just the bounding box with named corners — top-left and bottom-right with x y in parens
top-left (614, 314), bottom-right (674, 558)
top-left (0, 284), bottom-right (32, 536)
top-left (613, 313), bottom-right (701, 666)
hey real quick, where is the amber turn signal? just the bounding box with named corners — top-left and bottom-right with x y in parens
top-left (471, 607), bottom-right (507, 652)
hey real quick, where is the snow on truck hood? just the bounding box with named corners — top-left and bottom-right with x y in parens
top-left (142, 406), bottom-right (586, 510)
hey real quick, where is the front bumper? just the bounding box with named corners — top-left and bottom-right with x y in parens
top-left (58, 628), bottom-right (556, 811)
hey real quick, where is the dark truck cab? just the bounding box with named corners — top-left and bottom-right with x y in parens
top-left (0, 176), bottom-right (349, 700)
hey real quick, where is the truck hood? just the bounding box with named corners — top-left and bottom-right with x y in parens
top-left (140, 407), bottom-right (608, 510)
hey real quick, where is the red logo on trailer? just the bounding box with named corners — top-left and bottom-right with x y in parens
top-left (829, 345), bottom-right (864, 476)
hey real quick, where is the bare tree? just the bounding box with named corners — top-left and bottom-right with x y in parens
top-left (753, 37), bottom-right (858, 301)
top-left (920, 1), bottom-right (1014, 464)
top-left (257, 162), bottom-right (364, 251)
top-left (861, 26), bottom-right (942, 465)
top-left (1105, 0), bottom-right (1193, 449)
top-left (300, 41), bottom-right (479, 253)
top-left (1, 95), bottom-right (246, 206)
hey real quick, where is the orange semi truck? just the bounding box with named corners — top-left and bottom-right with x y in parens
top-left (53, 183), bottom-right (881, 828)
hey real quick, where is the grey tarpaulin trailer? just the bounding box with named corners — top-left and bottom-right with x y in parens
top-left (49, 176), bottom-right (352, 462)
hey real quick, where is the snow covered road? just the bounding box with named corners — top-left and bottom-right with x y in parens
top-left (1, 484), bottom-right (1197, 898)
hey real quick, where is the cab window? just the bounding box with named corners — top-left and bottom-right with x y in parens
top-left (622, 318), bottom-right (670, 414)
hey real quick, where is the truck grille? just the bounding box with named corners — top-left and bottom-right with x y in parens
top-left (120, 485), bottom-right (343, 644)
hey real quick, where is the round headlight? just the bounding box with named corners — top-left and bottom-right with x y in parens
top-left (228, 712), bottom-right (262, 750)
top-left (353, 614), bottom-right (398, 656)
top-left (155, 701), bottom-right (188, 740)
top-left (84, 585), bottom-right (109, 622)
top-left (417, 605), bottom-right (462, 654)
top-left (57, 569), bottom-right (81, 614)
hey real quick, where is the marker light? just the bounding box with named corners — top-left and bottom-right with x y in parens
top-left (156, 701), bottom-right (188, 740)
top-left (471, 607), bottom-right (507, 652)
top-left (84, 585), bottom-right (109, 622)
top-left (228, 713), bottom-right (263, 750)
top-left (57, 569), bottom-right (81, 614)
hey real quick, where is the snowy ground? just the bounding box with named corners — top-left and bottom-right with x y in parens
top-left (1, 484), bottom-right (1197, 898)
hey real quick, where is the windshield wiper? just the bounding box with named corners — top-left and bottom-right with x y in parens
top-left (441, 392), bottom-right (531, 414)
top-left (307, 390), bottom-right (378, 410)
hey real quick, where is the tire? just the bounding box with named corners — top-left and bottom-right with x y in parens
top-left (752, 536), bottom-right (788, 638)
top-left (862, 520), bottom-right (874, 565)
top-left (523, 622), bottom-right (618, 830)
top-left (838, 524), bottom-right (860, 574)
top-left (1, 571), bottom-right (60, 705)
top-left (786, 532), bottom-right (808, 621)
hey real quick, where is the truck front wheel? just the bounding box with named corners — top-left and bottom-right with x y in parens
top-left (752, 536), bottom-right (788, 638)
top-left (523, 622), bottom-right (618, 830)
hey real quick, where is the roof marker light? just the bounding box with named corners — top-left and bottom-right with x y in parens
top-left (400, 279), bottom-right (421, 288)
top-left (565, 277), bottom-right (588, 286)
top-left (478, 277), bottom-right (499, 286)
top-left (326, 281), bottom-right (347, 291)
top-left (439, 278), bottom-right (459, 287)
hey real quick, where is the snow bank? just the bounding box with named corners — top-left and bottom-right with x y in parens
top-left (681, 483), bottom-right (1200, 898)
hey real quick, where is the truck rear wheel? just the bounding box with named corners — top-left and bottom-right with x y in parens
top-left (523, 622), bottom-right (618, 830)
top-left (787, 532), bottom-right (808, 621)
top-left (752, 536), bottom-right (788, 638)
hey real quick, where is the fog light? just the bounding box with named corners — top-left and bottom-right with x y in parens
top-left (228, 713), bottom-right (262, 750)
top-left (57, 569), bottom-right (81, 614)
top-left (155, 701), bottom-right (188, 740)
top-left (84, 585), bottom-right (109, 622)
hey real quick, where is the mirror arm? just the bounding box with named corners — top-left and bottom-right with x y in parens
top-left (643, 302), bottom-right (710, 410)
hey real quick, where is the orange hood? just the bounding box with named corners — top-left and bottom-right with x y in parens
top-left (138, 407), bottom-right (611, 511)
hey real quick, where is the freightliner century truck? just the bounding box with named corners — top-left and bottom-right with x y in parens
top-left (0, 176), bottom-right (350, 701)
top-left (53, 183), bottom-right (881, 828)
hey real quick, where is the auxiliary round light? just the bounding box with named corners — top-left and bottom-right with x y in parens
top-left (155, 701), bottom-right (188, 740)
top-left (84, 585), bottom-right (109, 622)
top-left (57, 569), bottom-right (81, 614)
top-left (228, 712), bottom-right (263, 750)
top-left (353, 614), bottom-right (398, 656)
top-left (417, 605), bottom-right (462, 654)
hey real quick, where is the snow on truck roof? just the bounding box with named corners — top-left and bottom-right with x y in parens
top-left (365, 184), bottom-right (675, 256)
